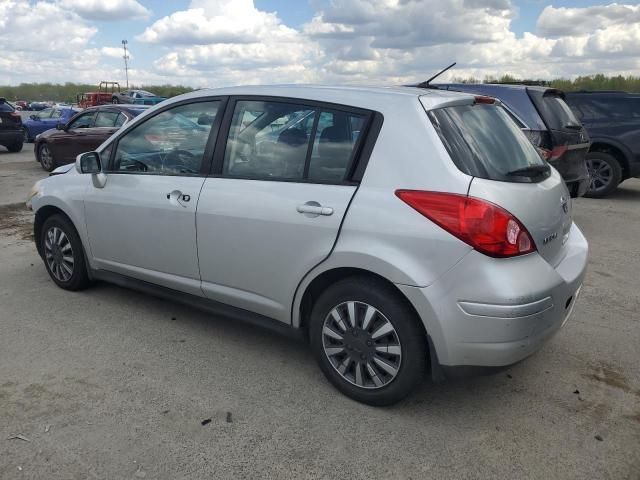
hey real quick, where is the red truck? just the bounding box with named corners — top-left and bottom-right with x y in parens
top-left (77, 82), bottom-right (121, 108)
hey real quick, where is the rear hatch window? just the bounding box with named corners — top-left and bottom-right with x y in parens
top-left (428, 103), bottom-right (550, 183)
top-left (528, 90), bottom-right (582, 131)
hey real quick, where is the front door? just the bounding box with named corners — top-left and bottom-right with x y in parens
top-left (49, 110), bottom-right (98, 163)
top-left (84, 99), bottom-right (223, 295)
top-left (196, 98), bottom-right (370, 322)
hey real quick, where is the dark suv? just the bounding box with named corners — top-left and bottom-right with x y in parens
top-left (431, 84), bottom-right (590, 198)
top-left (0, 98), bottom-right (24, 153)
top-left (565, 91), bottom-right (640, 197)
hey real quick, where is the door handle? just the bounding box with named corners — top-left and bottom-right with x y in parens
top-left (166, 190), bottom-right (191, 207)
top-left (297, 201), bottom-right (334, 218)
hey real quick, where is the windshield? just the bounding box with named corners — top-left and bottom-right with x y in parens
top-left (428, 104), bottom-right (548, 183)
top-left (529, 91), bottom-right (581, 130)
top-left (0, 101), bottom-right (15, 112)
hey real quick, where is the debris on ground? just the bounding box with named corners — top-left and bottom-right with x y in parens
top-left (573, 389), bottom-right (580, 394)
top-left (595, 434), bottom-right (604, 441)
top-left (226, 412), bottom-right (232, 423)
top-left (201, 418), bottom-right (211, 426)
top-left (7, 434), bottom-right (30, 442)
top-left (44, 424), bottom-right (51, 433)
top-left (134, 469), bottom-right (147, 478)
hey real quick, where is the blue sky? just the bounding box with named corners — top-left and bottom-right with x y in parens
top-left (1, 1), bottom-right (639, 86)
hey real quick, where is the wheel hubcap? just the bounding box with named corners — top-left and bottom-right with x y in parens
top-left (40, 145), bottom-right (53, 168)
top-left (586, 158), bottom-right (612, 193)
top-left (322, 301), bottom-right (402, 389)
top-left (44, 226), bottom-right (74, 282)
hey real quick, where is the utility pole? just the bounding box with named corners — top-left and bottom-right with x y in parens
top-left (122, 40), bottom-right (130, 88)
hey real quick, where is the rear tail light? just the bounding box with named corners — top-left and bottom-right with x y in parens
top-left (539, 145), bottom-right (567, 161)
top-left (474, 95), bottom-right (495, 105)
top-left (395, 190), bottom-right (536, 258)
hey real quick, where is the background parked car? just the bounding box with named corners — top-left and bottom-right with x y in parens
top-left (15, 100), bottom-right (28, 111)
top-left (430, 84), bottom-right (591, 198)
top-left (565, 91), bottom-right (640, 197)
top-left (34, 104), bottom-right (148, 171)
top-left (23, 106), bottom-right (78, 142)
top-left (0, 97), bottom-right (23, 152)
top-left (28, 101), bottom-right (48, 111)
top-left (112, 89), bottom-right (166, 105)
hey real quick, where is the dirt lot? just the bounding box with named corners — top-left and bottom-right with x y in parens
top-left (1, 144), bottom-right (639, 479)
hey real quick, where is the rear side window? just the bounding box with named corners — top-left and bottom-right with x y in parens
top-left (569, 96), bottom-right (640, 121)
top-left (428, 104), bottom-right (548, 183)
top-left (94, 111), bottom-right (120, 127)
top-left (529, 91), bottom-right (581, 130)
top-left (222, 100), bottom-right (365, 183)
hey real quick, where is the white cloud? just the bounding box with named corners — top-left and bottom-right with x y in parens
top-left (139, 0), bottom-right (318, 85)
top-left (1, 0), bottom-right (640, 88)
top-left (100, 46), bottom-right (133, 60)
top-left (537, 4), bottom-right (640, 38)
top-left (60, 0), bottom-right (150, 20)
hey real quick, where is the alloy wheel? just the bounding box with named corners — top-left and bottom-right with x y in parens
top-left (586, 158), bottom-right (612, 194)
top-left (322, 301), bottom-right (402, 389)
top-left (44, 226), bottom-right (74, 282)
top-left (39, 144), bottom-right (53, 170)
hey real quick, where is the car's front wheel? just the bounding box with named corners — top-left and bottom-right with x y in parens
top-left (585, 151), bottom-right (622, 198)
top-left (40, 215), bottom-right (90, 291)
top-left (309, 276), bottom-right (427, 406)
top-left (38, 143), bottom-right (56, 171)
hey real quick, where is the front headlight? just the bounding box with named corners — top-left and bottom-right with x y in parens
top-left (26, 182), bottom-right (41, 210)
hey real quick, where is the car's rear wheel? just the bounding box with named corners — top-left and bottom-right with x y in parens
top-left (309, 276), bottom-right (427, 406)
top-left (7, 141), bottom-right (23, 153)
top-left (38, 143), bottom-right (56, 171)
top-left (40, 215), bottom-right (90, 291)
top-left (585, 152), bottom-right (622, 198)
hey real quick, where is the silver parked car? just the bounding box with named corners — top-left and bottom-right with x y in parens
top-left (27, 85), bottom-right (588, 405)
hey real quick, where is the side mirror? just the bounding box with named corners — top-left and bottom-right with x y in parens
top-left (56, 122), bottom-right (66, 130)
top-left (30, 114), bottom-right (38, 120)
top-left (76, 151), bottom-right (101, 174)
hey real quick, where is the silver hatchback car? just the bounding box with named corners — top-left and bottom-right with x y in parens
top-left (27, 85), bottom-right (588, 405)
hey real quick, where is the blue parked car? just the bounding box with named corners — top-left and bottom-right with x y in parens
top-left (23, 107), bottom-right (78, 142)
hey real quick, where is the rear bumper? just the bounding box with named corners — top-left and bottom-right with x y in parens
top-left (398, 222), bottom-right (588, 369)
top-left (0, 130), bottom-right (22, 145)
top-left (549, 145), bottom-right (590, 197)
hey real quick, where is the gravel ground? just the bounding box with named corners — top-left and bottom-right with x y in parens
top-left (1, 145), bottom-right (639, 479)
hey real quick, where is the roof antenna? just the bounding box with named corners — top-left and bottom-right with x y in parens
top-left (416, 62), bottom-right (456, 88)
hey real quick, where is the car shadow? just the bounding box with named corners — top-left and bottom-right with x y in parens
top-left (606, 185), bottom-right (640, 200)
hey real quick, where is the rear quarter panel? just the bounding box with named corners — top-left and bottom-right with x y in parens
top-left (292, 96), bottom-right (473, 326)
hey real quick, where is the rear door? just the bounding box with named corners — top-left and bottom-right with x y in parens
top-left (196, 98), bottom-right (372, 323)
top-left (426, 99), bottom-right (572, 267)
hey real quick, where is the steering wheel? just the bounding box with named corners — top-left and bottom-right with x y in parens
top-left (122, 159), bottom-right (148, 172)
top-left (165, 149), bottom-right (199, 174)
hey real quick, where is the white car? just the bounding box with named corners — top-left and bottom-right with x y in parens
top-left (27, 85), bottom-right (588, 405)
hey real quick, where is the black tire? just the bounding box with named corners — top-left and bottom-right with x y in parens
top-left (584, 152), bottom-right (622, 198)
top-left (7, 142), bottom-right (23, 153)
top-left (23, 128), bottom-right (31, 143)
top-left (309, 276), bottom-right (427, 406)
top-left (40, 214), bottom-right (91, 291)
top-left (38, 143), bottom-right (56, 172)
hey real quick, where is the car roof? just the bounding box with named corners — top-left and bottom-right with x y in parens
top-left (164, 84), bottom-right (476, 113)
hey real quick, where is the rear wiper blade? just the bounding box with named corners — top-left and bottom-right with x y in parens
top-left (506, 165), bottom-right (550, 177)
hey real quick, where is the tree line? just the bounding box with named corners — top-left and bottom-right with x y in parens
top-left (0, 83), bottom-right (195, 103)
top-left (1, 75), bottom-right (639, 103)
top-left (452, 74), bottom-right (640, 92)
